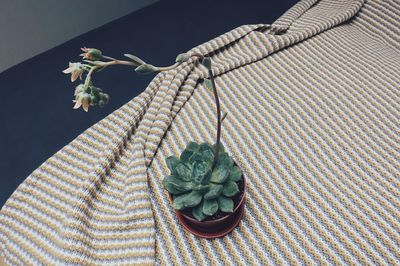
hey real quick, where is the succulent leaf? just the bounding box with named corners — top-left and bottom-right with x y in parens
top-left (166, 156), bottom-right (180, 174)
top-left (186, 141), bottom-right (199, 152)
top-left (172, 193), bottom-right (188, 210)
top-left (163, 182), bottom-right (185, 195)
top-left (189, 152), bottom-right (203, 163)
top-left (219, 152), bottom-right (233, 167)
top-left (192, 201), bottom-right (207, 221)
top-left (201, 149), bottom-right (214, 163)
top-left (210, 165), bottom-right (229, 184)
top-left (192, 184), bottom-right (210, 192)
top-left (175, 163), bottom-right (192, 181)
top-left (173, 191), bottom-right (202, 210)
top-left (212, 143), bottom-right (225, 154)
top-left (229, 166), bottom-right (242, 182)
top-left (199, 142), bottom-right (213, 152)
top-left (192, 161), bottom-right (212, 184)
top-left (180, 150), bottom-right (193, 162)
top-left (222, 181), bottom-right (240, 197)
top-left (204, 184), bottom-right (223, 200)
top-left (217, 196), bottom-right (234, 213)
top-left (203, 199), bottom-right (218, 216)
top-left (162, 175), bottom-right (193, 194)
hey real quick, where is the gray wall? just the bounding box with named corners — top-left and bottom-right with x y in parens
top-left (0, 0), bottom-right (158, 73)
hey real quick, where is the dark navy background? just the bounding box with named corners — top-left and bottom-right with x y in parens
top-left (0, 0), bottom-right (298, 207)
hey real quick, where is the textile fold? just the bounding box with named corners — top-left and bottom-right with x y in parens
top-left (2, 0), bottom-right (400, 265)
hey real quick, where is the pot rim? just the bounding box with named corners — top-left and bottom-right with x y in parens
top-left (178, 174), bottom-right (246, 224)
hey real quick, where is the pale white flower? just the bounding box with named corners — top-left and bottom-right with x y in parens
top-left (73, 92), bottom-right (90, 112)
top-left (63, 62), bottom-right (84, 82)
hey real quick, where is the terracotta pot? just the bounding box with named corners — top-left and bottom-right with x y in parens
top-left (173, 175), bottom-right (246, 239)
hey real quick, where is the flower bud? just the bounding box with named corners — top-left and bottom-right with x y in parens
top-left (90, 86), bottom-right (100, 97)
top-left (74, 84), bottom-right (85, 96)
top-left (80, 47), bottom-right (103, 61)
top-left (100, 93), bottom-right (110, 104)
top-left (90, 95), bottom-right (98, 105)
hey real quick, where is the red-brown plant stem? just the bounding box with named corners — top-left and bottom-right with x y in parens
top-left (98, 52), bottom-right (222, 167)
top-left (191, 53), bottom-right (221, 167)
top-left (208, 68), bottom-right (221, 167)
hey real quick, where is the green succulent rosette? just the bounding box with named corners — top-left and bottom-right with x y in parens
top-left (163, 142), bottom-right (242, 221)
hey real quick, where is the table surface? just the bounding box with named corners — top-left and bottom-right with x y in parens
top-left (0, 0), bottom-right (298, 207)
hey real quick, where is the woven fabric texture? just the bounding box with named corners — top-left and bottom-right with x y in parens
top-left (1, 0), bottom-right (399, 265)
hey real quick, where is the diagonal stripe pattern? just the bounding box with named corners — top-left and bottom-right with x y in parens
top-left (1, 0), bottom-right (399, 265)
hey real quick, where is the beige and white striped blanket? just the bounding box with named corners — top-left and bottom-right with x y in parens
top-left (1, 0), bottom-right (399, 264)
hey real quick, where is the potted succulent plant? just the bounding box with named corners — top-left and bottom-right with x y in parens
top-left (63, 48), bottom-right (245, 238)
top-left (162, 56), bottom-right (245, 237)
top-left (163, 142), bottom-right (245, 238)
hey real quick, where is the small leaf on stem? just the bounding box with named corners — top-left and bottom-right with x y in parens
top-left (175, 53), bottom-right (190, 63)
top-left (135, 64), bottom-right (159, 74)
top-left (202, 57), bottom-right (212, 70)
top-left (124, 54), bottom-right (146, 65)
top-left (221, 112), bottom-right (228, 122)
top-left (203, 78), bottom-right (212, 90)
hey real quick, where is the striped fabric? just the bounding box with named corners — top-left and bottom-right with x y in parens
top-left (1, 0), bottom-right (399, 265)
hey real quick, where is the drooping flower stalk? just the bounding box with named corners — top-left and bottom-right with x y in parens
top-left (64, 49), bottom-right (222, 166)
top-left (208, 68), bottom-right (221, 167)
top-left (189, 53), bottom-right (221, 167)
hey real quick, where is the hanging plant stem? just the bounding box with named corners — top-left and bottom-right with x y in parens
top-left (65, 49), bottom-right (222, 159)
top-left (208, 68), bottom-right (221, 167)
top-left (191, 53), bottom-right (221, 168)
